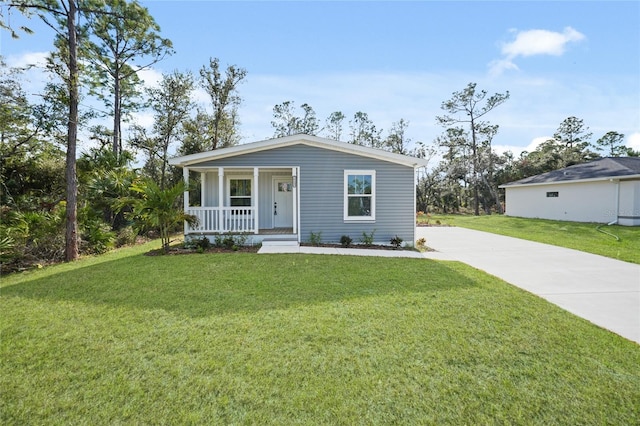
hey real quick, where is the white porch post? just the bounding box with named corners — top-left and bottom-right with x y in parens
top-left (183, 167), bottom-right (189, 235)
top-left (253, 167), bottom-right (259, 234)
top-left (292, 166), bottom-right (298, 235)
top-left (200, 172), bottom-right (206, 206)
top-left (218, 167), bottom-right (224, 232)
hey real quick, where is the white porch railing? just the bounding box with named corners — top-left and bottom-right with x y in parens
top-left (186, 207), bottom-right (256, 234)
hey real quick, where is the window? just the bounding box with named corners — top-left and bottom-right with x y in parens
top-left (229, 178), bottom-right (252, 212)
top-left (344, 170), bottom-right (375, 221)
top-left (546, 191), bottom-right (559, 198)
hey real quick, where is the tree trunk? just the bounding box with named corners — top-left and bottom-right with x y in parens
top-left (64, 0), bottom-right (79, 262)
top-left (470, 117), bottom-right (480, 216)
top-left (113, 68), bottom-right (121, 158)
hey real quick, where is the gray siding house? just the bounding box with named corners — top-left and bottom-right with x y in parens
top-left (168, 134), bottom-right (429, 245)
top-left (500, 157), bottom-right (640, 226)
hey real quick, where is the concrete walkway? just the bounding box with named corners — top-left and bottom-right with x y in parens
top-left (417, 227), bottom-right (640, 344)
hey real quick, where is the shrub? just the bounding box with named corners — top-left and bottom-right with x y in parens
top-left (340, 235), bottom-right (352, 247)
top-left (360, 230), bottom-right (376, 246)
top-left (390, 235), bottom-right (403, 248)
top-left (82, 220), bottom-right (116, 254)
top-left (309, 231), bottom-right (322, 245)
top-left (214, 233), bottom-right (247, 250)
top-left (116, 226), bottom-right (138, 247)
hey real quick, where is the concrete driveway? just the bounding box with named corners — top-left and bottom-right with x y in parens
top-left (417, 226), bottom-right (640, 344)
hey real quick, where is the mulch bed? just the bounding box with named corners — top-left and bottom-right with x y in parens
top-left (300, 243), bottom-right (413, 251)
top-left (145, 246), bottom-right (260, 256)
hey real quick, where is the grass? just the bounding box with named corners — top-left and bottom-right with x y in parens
top-left (418, 214), bottom-right (640, 264)
top-left (2, 242), bottom-right (639, 424)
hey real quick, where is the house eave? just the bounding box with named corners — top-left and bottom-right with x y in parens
top-left (168, 134), bottom-right (430, 169)
top-left (499, 174), bottom-right (640, 189)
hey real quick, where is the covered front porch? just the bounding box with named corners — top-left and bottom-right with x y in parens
top-left (182, 166), bottom-right (299, 238)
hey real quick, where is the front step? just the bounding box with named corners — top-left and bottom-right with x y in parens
top-left (261, 239), bottom-right (300, 247)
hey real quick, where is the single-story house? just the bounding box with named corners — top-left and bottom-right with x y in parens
top-left (499, 157), bottom-right (640, 226)
top-left (168, 134), bottom-right (430, 245)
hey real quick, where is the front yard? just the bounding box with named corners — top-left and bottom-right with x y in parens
top-left (2, 241), bottom-right (639, 424)
top-left (418, 214), bottom-right (640, 264)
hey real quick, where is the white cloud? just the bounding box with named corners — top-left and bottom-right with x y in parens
top-left (627, 133), bottom-right (640, 151)
top-left (137, 68), bottom-right (163, 89)
top-left (6, 51), bottom-right (49, 68)
top-left (492, 136), bottom-right (551, 158)
top-left (489, 27), bottom-right (586, 76)
top-left (502, 27), bottom-right (585, 58)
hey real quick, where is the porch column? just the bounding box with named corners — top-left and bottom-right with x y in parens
top-left (253, 167), bottom-right (259, 234)
top-left (292, 167), bottom-right (298, 234)
top-left (218, 167), bottom-right (224, 232)
top-left (183, 167), bottom-right (189, 235)
top-left (200, 172), bottom-right (206, 206)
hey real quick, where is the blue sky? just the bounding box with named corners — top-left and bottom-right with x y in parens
top-left (3, 1), bottom-right (640, 156)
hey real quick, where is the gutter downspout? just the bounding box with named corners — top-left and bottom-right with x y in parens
top-left (607, 179), bottom-right (619, 226)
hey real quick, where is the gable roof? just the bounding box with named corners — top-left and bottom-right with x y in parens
top-left (500, 157), bottom-right (640, 188)
top-left (168, 134), bottom-right (430, 168)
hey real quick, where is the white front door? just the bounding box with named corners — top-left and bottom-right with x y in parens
top-left (273, 177), bottom-right (293, 228)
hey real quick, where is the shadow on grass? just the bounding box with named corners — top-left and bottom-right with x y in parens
top-left (1, 252), bottom-right (480, 318)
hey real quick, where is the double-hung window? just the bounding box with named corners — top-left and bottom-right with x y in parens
top-left (344, 170), bottom-right (375, 221)
top-left (228, 177), bottom-right (252, 214)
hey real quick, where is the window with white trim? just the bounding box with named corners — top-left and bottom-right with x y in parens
top-left (228, 177), bottom-right (252, 213)
top-left (344, 170), bottom-right (375, 221)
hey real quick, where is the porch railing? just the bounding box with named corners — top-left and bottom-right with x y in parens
top-left (186, 207), bottom-right (256, 234)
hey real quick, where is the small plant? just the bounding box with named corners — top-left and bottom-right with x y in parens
top-left (340, 235), bottom-right (352, 247)
top-left (360, 229), bottom-right (376, 246)
top-left (213, 233), bottom-right (247, 250)
top-left (390, 235), bottom-right (403, 249)
top-left (115, 226), bottom-right (138, 247)
top-left (309, 231), bottom-right (322, 246)
top-left (416, 237), bottom-right (427, 251)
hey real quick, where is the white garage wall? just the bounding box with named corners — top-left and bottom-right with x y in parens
top-left (504, 180), bottom-right (618, 223)
top-left (618, 181), bottom-right (640, 226)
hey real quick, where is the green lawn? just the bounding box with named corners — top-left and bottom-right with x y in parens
top-left (418, 214), bottom-right (640, 264)
top-left (2, 242), bottom-right (639, 424)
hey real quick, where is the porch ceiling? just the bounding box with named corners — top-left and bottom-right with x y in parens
top-left (186, 166), bottom-right (293, 174)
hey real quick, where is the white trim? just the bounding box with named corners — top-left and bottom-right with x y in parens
top-left (344, 169), bottom-right (376, 222)
top-left (226, 174), bottom-right (253, 207)
top-left (183, 167), bottom-right (189, 236)
top-left (253, 168), bottom-right (259, 234)
top-left (200, 172), bottom-right (205, 207)
top-left (271, 175), bottom-right (294, 229)
top-left (169, 134), bottom-right (430, 168)
top-left (295, 167), bottom-right (300, 241)
top-left (499, 174), bottom-right (640, 188)
top-left (218, 168), bottom-right (224, 231)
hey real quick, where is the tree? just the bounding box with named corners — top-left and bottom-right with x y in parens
top-left (0, 59), bottom-right (66, 206)
top-left (197, 57), bottom-right (247, 150)
top-left (131, 70), bottom-right (193, 189)
top-left (384, 118), bottom-right (411, 154)
top-left (324, 111), bottom-right (345, 140)
top-left (595, 131), bottom-right (627, 157)
top-left (436, 82), bottom-right (509, 215)
top-left (549, 116), bottom-right (594, 166)
top-left (7, 0), bottom-right (91, 261)
top-left (129, 179), bottom-right (195, 253)
top-left (271, 101), bottom-right (319, 137)
top-left (349, 111), bottom-right (382, 148)
top-left (85, 0), bottom-right (173, 159)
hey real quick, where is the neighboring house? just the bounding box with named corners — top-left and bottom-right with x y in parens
top-left (500, 157), bottom-right (640, 226)
top-left (168, 134), bottom-right (430, 244)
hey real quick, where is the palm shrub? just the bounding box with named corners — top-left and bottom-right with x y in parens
top-left (128, 179), bottom-right (196, 253)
